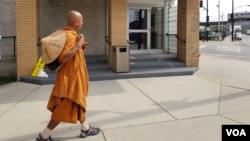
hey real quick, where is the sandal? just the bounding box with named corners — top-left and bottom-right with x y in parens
top-left (36, 133), bottom-right (54, 141)
top-left (80, 126), bottom-right (101, 138)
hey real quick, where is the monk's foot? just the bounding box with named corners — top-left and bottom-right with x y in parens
top-left (80, 126), bottom-right (101, 138)
top-left (36, 133), bottom-right (54, 141)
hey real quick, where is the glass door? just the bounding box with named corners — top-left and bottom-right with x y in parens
top-left (128, 7), bottom-right (164, 54)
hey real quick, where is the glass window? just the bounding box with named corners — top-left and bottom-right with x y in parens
top-left (129, 33), bottom-right (147, 50)
top-left (128, 7), bottom-right (164, 52)
top-left (129, 9), bottom-right (147, 30)
top-left (151, 7), bottom-right (164, 49)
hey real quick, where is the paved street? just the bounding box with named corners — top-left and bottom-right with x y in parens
top-left (200, 36), bottom-right (250, 61)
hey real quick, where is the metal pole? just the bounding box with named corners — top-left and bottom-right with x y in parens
top-left (231, 0), bottom-right (234, 41)
top-left (218, 0), bottom-right (220, 34)
top-left (222, 11), bottom-right (224, 36)
top-left (206, 0), bottom-right (209, 41)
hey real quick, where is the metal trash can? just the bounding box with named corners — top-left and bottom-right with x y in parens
top-left (112, 45), bottom-right (130, 73)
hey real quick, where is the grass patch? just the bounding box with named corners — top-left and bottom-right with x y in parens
top-left (0, 75), bottom-right (17, 85)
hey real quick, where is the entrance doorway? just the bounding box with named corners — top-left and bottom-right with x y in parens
top-left (128, 7), bottom-right (164, 54)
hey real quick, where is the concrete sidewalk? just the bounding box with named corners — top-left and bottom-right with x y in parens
top-left (1, 54), bottom-right (250, 141)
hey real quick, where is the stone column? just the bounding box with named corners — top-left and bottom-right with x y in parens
top-left (177, 0), bottom-right (199, 67)
top-left (16, 0), bottom-right (39, 78)
top-left (107, 0), bottom-right (127, 66)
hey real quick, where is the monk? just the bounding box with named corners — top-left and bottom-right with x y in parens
top-left (36, 10), bottom-right (101, 141)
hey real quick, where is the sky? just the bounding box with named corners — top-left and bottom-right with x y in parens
top-left (199, 0), bottom-right (250, 22)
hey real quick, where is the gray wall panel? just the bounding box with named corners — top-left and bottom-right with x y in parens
top-left (39, 0), bottom-right (106, 55)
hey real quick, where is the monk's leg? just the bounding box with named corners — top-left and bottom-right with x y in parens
top-left (47, 119), bottom-right (60, 130)
top-left (80, 120), bottom-right (101, 138)
top-left (79, 110), bottom-right (101, 138)
top-left (38, 119), bottom-right (60, 140)
top-left (80, 120), bottom-right (89, 130)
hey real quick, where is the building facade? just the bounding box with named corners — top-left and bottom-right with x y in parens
top-left (7, 0), bottom-right (199, 78)
top-left (228, 11), bottom-right (250, 33)
top-left (0, 0), bottom-right (16, 77)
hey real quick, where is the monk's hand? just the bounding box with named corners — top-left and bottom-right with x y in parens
top-left (76, 35), bottom-right (85, 49)
top-left (78, 34), bottom-right (89, 48)
top-left (79, 34), bottom-right (84, 40)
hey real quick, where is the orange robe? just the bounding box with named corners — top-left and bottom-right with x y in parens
top-left (47, 26), bottom-right (89, 123)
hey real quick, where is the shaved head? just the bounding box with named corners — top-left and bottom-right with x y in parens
top-left (68, 10), bottom-right (82, 25)
top-left (67, 10), bottom-right (83, 31)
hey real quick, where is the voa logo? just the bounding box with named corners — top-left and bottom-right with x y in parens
top-left (226, 129), bottom-right (246, 136)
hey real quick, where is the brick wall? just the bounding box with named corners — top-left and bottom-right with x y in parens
top-left (16, 0), bottom-right (38, 78)
top-left (177, 0), bottom-right (199, 67)
top-left (109, 0), bottom-right (127, 45)
top-left (107, 0), bottom-right (127, 66)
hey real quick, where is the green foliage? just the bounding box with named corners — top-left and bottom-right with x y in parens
top-left (235, 28), bottom-right (241, 33)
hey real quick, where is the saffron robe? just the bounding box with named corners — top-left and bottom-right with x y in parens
top-left (47, 27), bottom-right (89, 123)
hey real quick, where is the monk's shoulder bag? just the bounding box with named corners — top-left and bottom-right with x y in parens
top-left (46, 59), bottom-right (62, 72)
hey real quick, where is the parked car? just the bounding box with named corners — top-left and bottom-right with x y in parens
top-left (208, 32), bottom-right (220, 40)
top-left (246, 29), bottom-right (250, 35)
top-left (235, 32), bottom-right (242, 40)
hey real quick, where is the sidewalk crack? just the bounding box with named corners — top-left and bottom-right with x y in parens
top-left (127, 79), bottom-right (178, 120)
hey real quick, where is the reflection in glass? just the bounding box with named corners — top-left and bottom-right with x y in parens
top-left (129, 9), bottom-right (147, 30)
top-left (128, 7), bottom-right (164, 51)
top-left (129, 33), bottom-right (147, 50)
top-left (151, 7), bottom-right (163, 49)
